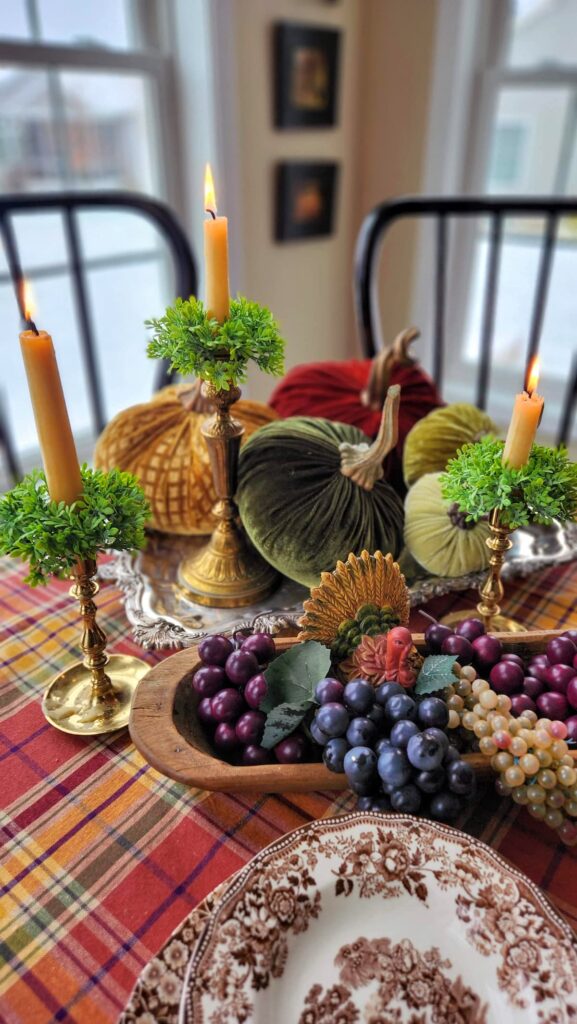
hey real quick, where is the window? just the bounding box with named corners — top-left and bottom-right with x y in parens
top-left (488, 123), bottom-right (527, 187)
top-left (436, 0), bottom-right (577, 445)
top-left (0, 1), bottom-right (184, 472)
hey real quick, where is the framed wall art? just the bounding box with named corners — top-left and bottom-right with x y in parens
top-left (273, 22), bottom-right (341, 128)
top-left (275, 161), bottom-right (339, 241)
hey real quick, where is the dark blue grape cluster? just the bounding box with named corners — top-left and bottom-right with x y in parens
top-left (312, 678), bottom-right (475, 821)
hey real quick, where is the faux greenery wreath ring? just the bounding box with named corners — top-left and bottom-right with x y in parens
top-left (146, 295), bottom-right (285, 390)
top-left (441, 437), bottom-right (577, 530)
top-left (0, 466), bottom-right (150, 585)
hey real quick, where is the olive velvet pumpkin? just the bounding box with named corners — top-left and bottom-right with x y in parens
top-left (404, 472), bottom-right (491, 577)
top-left (402, 403), bottom-right (497, 488)
top-left (237, 390), bottom-right (405, 589)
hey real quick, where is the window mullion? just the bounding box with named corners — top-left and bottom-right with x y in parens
top-left (46, 68), bottom-right (73, 185)
top-left (487, 67), bottom-right (577, 90)
top-left (553, 90), bottom-right (577, 195)
top-left (0, 39), bottom-right (167, 76)
top-left (25, 0), bottom-right (41, 41)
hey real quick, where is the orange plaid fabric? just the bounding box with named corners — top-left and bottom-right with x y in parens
top-left (1, 555), bottom-right (576, 1023)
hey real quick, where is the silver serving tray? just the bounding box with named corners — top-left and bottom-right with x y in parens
top-left (100, 522), bottom-right (577, 649)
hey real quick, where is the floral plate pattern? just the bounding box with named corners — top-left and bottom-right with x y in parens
top-left (179, 813), bottom-right (577, 1024)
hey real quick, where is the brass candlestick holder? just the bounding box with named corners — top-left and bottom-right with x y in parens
top-left (43, 557), bottom-right (149, 735)
top-left (178, 382), bottom-right (279, 607)
top-left (443, 508), bottom-right (526, 633)
top-left (476, 508), bottom-right (525, 632)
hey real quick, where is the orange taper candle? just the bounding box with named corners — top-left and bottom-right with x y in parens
top-left (204, 163), bottom-right (230, 323)
top-left (19, 283), bottom-right (83, 505)
top-left (502, 357), bottom-right (544, 469)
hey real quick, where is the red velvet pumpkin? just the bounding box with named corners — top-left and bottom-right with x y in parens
top-left (269, 328), bottom-right (443, 493)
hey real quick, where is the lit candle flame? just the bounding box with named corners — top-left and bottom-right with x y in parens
top-left (21, 279), bottom-right (36, 323)
top-left (20, 279), bottom-right (39, 334)
top-left (527, 356), bottom-right (540, 396)
top-left (204, 163), bottom-right (217, 217)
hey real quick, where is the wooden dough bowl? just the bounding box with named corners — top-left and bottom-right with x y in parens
top-left (129, 630), bottom-right (572, 793)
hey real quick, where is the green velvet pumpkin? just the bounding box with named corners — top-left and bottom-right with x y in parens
top-left (404, 472), bottom-right (491, 577)
top-left (237, 417), bottom-right (405, 589)
top-left (403, 403), bottom-right (497, 487)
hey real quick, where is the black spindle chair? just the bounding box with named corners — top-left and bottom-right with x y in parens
top-left (0, 191), bottom-right (197, 485)
top-left (354, 196), bottom-right (577, 447)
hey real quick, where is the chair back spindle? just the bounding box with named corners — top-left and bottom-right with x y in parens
top-left (354, 196), bottom-right (577, 445)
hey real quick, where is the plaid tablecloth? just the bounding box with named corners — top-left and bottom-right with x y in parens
top-left (1, 555), bottom-right (577, 1024)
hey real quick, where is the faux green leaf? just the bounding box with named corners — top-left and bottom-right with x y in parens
top-left (261, 699), bottom-right (314, 750)
top-left (261, 640), bottom-right (331, 713)
top-left (441, 437), bottom-right (577, 530)
top-left (0, 466), bottom-right (150, 585)
top-left (415, 655), bottom-right (458, 695)
top-left (146, 295), bottom-right (285, 389)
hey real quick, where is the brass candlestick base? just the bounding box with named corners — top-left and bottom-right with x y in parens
top-left (42, 558), bottom-right (149, 735)
top-left (178, 382), bottom-right (279, 607)
top-left (441, 609), bottom-right (526, 633)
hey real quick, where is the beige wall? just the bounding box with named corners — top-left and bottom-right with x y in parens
top-left (355, 0), bottom-right (439, 347)
top-left (211, 0), bottom-right (440, 402)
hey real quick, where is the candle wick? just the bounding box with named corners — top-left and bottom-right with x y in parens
top-left (205, 208), bottom-right (216, 220)
top-left (27, 317), bottom-right (39, 336)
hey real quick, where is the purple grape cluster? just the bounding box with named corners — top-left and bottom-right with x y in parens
top-left (312, 678), bottom-right (474, 820)
top-left (192, 632), bottom-right (308, 765)
top-left (425, 619), bottom-right (577, 743)
top-left (524, 633), bottom-right (577, 740)
top-left (424, 616), bottom-right (500, 671)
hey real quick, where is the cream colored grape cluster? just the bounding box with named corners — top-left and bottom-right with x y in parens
top-left (447, 665), bottom-right (577, 846)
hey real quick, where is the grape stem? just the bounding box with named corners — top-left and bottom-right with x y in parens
top-left (418, 610), bottom-right (438, 626)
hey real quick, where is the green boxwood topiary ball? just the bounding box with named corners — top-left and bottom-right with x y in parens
top-left (237, 416), bottom-right (404, 589)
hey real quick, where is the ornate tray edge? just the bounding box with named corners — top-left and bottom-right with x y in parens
top-left (100, 522), bottom-right (577, 649)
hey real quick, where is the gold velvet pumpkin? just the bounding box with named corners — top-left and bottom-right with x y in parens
top-left (404, 472), bottom-right (491, 577)
top-left (402, 403), bottom-right (497, 487)
top-left (93, 382), bottom-right (278, 535)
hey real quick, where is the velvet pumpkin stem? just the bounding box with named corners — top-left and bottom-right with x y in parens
top-left (338, 384), bottom-right (400, 491)
top-left (362, 326), bottom-right (419, 409)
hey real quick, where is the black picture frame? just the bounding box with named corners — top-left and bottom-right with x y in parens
top-left (273, 22), bottom-right (341, 128)
top-left (275, 161), bottom-right (339, 241)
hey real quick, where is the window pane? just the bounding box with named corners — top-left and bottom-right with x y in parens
top-left (487, 88), bottom-right (572, 194)
top-left (506, 0), bottom-right (577, 67)
top-left (2, 273), bottom-right (94, 456)
top-left (37, 0), bottom-right (133, 49)
top-left (464, 231), bottom-right (576, 383)
top-left (78, 209), bottom-right (160, 261)
top-left (58, 70), bottom-right (156, 193)
top-left (2, 256), bottom-right (169, 465)
top-left (0, 67), bottom-right (60, 191)
top-left (86, 258), bottom-right (167, 420)
top-left (0, 2), bottom-right (30, 42)
top-left (11, 211), bottom-right (69, 271)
